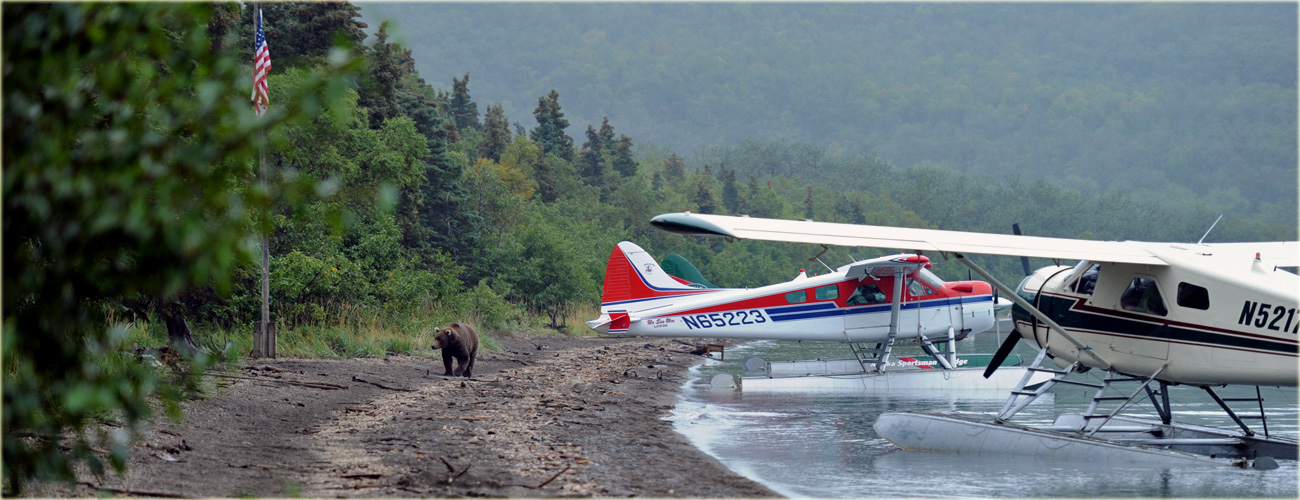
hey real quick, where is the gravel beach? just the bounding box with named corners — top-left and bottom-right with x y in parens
top-left (27, 334), bottom-right (778, 498)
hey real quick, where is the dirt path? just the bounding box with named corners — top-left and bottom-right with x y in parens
top-left (32, 334), bottom-right (777, 498)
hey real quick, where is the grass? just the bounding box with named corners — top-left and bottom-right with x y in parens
top-left (115, 300), bottom-right (590, 361)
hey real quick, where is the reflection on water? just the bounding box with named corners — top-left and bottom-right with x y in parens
top-left (670, 338), bottom-right (1299, 498)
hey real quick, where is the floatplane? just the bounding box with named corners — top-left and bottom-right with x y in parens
top-left (649, 211), bottom-right (1298, 467)
top-left (587, 240), bottom-right (1055, 390)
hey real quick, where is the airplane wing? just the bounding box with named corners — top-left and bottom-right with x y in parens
top-left (838, 254), bottom-right (931, 280)
top-left (651, 212), bottom-right (1169, 265)
top-left (1205, 242), bottom-right (1300, 268)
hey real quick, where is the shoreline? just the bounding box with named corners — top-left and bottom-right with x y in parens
top-left (24, 334), bottom-right (779, 498)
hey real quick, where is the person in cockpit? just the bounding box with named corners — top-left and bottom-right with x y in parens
top-left (847, 283), bottom-right (888, 305)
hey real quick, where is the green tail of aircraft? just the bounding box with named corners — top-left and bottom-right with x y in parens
top-left (659, 253), bottom-right (717, 288)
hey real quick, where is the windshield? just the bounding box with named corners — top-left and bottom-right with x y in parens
top-left (916, 268), bottom-right (945, 289)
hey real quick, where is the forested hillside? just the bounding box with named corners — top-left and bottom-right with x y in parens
top-left (360, 3), bottom-right (1297, 219)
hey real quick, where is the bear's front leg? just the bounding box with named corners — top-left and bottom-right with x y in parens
top-left (441, 350), bottom-right (456, 376)
top-left (451, 354), bottom-right (468, 376)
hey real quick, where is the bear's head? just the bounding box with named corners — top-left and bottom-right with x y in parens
top-left (431, 326), bottom-right (457, 350)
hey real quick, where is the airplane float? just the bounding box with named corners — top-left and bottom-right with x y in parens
top-left (648, 210), bottom-right (1298, 465)
top-left (588, 239), bottom-right (1053, 390)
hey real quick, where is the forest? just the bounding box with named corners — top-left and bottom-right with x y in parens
top-left (2, 2), bottom-right (1295, 491)
top-left (362, 2), bottom-right (1298, 221)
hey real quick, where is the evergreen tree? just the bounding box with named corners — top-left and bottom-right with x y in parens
top-left (450, 72), bottom-right (480, 132)
top-left (611, 134), bottom-right (637, 178)
top-left (720, 164), bottom-right (742, 214)
top-left (529, 90), bottom-right (573, 162)
top-left (664, 152), bottom-right (686, 182)
top-left (533, 153), bottom-right (560, 203)
top-left (577, 124), bottom-right (605, 186)
top-left (691, 172), bottom-right (718, 214)
top-left (479, 103), bottom-right (510, 162)
top-left (849, 196), bottom-right (867, 224)
top-left (248, 2), bottom-right (366, 66)
top-left (358, 22), bottom-right (404, 129)
top-left (598, 116), bottom-right (616, 154)
top-left (744, 176), bottom-right (785, 219)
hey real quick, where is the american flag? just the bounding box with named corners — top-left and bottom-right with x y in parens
top-left (250, 8), bottom-right (271, 116)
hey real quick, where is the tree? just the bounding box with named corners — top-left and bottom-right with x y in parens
top-left (610, 134), bottom-right (638, 178)
top-left (691, 174), bottom-right (718, 214)
top-left (577, 124), bottom-right (606, 187)
top-left (479, 103), bottom-right (511, 162)
top-left (2, 3), bottom-right (355, 490)
top-left (720, 164), bottom-right (742, 214)
top-left (744, 176), bottom-right (785, 218)
top-left (597, 116), bottom-right (616, 154)
top-left (529, 90), bottom-right (574, 162)
top-left (664, 152), bottom-right (686, 182)
top-left (450, 72), bottom-right (481, 132)
top-left (252, 2), bottom-right (366, 67)
top-left (357, 21), bottom-right (405, 129)
top-left (533, 153), bottom-right (561, 203)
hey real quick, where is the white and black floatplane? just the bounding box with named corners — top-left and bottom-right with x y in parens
top-left (587, 239), bottom-right (1054, 391)
top-left (646, 211), bottom-right (1298, 467)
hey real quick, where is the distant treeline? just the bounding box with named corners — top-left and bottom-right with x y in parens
top-left (362, 3), bottom-right (1298, 220)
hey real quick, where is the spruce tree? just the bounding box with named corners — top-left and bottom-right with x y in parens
top-left (664, 152), bottom-right (686, 182)
top-left (533, 153), bottom-right (559, 203)
top-left (691, 171), bottom-right (718, 214)
top-left (359, 22), bottom-right (405, 129)
top-left (479, 103), bottom-right (510, 162)
top-left (529, 90), bottom-right (573, 162)
top-left (718, 164), bottom-right (738, 214)
top-left (450, 72), bottom-right (480, 132)
top-left (849, 196), bottom-right (867, 224)
top-left (577, 124), bottom-right (605, 186)
top-left (598, 116), bottom-right (616, 154)
top-left (611, 135), bottom-right (637, 178)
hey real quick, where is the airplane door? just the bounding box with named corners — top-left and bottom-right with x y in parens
top-left (906, 277), bottom-right (943, 328)
top-left (844, 276), bottom-right (893, 337)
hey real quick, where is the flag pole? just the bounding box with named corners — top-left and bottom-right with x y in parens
top-left (253, 3), bottom-right (275, 358)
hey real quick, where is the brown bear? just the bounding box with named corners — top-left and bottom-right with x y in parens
top-left (431, 322), bottom-right (479, 377)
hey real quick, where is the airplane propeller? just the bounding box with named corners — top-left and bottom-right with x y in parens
top-left (983, 330), bottom-right (1021, 379)
top-left (984, 223), bottom-right (1035, 378)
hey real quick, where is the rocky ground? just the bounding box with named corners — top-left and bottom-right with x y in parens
top-left (27, 334), bottom-right (778, 498)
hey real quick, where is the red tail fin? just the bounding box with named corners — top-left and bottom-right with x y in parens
top-left (600, 242), bottom-right (710, 307)
top-left (601, 244), bottom-right (634, 305)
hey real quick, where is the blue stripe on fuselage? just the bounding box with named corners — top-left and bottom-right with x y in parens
top-left (765, 295), bottom-right (991, 322)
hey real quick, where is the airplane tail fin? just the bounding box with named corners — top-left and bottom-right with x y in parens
top-left (600, 241), bottom-right (710, 308)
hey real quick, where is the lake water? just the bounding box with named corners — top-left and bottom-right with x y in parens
top-left (669, 335), bottom-right (1299, 498)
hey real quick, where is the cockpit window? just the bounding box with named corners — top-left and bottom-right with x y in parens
top-left (907, 278), bottom-right (935, 297)
top-left (847, 284), bottom-right (888, 305)
top-left (1120, 277), bottom-right (1167, 316)
top-left (916, 268), bottom-right (945, 289)
top-left (1071, 263), bottom-right (1101, 295)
